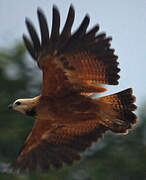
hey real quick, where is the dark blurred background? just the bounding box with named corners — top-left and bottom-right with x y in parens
top-left (0, 0), bottom-right (146, 179)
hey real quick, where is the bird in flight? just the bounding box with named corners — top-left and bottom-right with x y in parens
top-left (8, 5), bottom-right (137, 172)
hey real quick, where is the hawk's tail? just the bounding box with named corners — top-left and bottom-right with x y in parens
top-left (96, 88), bottom-right (137, 134)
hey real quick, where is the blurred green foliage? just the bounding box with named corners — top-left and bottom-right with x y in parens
top-left (0, 44), bottom-right (146, 180)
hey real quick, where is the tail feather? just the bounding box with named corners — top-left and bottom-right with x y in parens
top-left (96, 88), bottom-right (137, 134)
top-left (100, 88), bottom-right (136, 111)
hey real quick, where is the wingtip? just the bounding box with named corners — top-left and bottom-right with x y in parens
top-left (52, 5), bottom-right (60, 23)
top-left (68, 4), bottom-right (75, 19)
top-left (95, 24), bottom-right (100, 31)
top-left (85, 14), bottom-right (90, 25)
top-left (25, 17), bottom-right (32, 27)
top-left (37, 7), bottom-right (47, 22)
top-left (22, 33), bottom-right (26, 41)
top-left (37, 7), bottom-right (44, 15)
top-left (85, 14), bottom-right (90, 20)
top-left (25, 17), bottom-right (29, 24)
top-left (53, 4), bottom-right (59, 13)
top-left (69, 4), bottom-right (75, 11)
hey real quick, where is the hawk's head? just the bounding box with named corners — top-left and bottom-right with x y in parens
top-left (8, 97), bottom-right (39, 116)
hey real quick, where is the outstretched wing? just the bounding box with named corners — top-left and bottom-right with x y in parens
top-left (12, 117), bottom-right (107, 171)
top-left (23, 5), bottom-right (120, 97)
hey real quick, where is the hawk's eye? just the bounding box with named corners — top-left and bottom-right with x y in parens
top-left (15, 101), bottom-right (21, 106)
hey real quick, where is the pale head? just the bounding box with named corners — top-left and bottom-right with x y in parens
top-left (8, 96), bottom-right (39, 115)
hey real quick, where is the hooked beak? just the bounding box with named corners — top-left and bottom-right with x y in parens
top-left (8, 104), bottom-right (13, 110)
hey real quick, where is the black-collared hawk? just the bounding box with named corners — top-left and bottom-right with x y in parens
top-left (8, 5), bottom-right (137, 172)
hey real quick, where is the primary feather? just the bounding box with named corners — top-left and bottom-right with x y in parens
top-left (23, 5), bottom-right (120, 98)
top-left (10, 5), bottom-right (137, 172)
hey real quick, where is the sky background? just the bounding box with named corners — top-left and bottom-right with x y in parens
top-left (0, 0), bottom-right (145, 109)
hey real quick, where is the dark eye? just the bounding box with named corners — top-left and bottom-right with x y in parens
top-left (15, 101), bottom-right (21, 105)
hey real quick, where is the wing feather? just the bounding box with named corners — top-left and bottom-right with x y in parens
top-left (25, 18), bottom-right (41, 53)
top-left (37, 8), bottom-right (50, 46)
top-left (24, 5), bottom-right (120, 97)
top-left (23, 34), bottom-right (36, 60)
top-left (50, 5), bottom-right (60, 52)
top-left (72, 15), bottom-right (90, 38)
top-left (57, 5), bottom-right (75, 50)
top-left (12, 117), bottom-right (107, 171)
top-left (60, 5), bottom-right (75, 40)
top-left (83, 25), bottom-right (99, 41)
